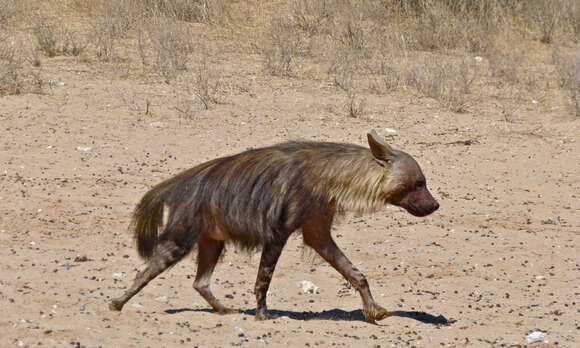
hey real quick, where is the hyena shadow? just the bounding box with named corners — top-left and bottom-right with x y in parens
top-left (164, 308), bottom-right (453, 325)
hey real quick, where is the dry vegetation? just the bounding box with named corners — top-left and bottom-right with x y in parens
top-left (0, 0), bottom-right (579, 117)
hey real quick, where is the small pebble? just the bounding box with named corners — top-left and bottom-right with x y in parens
top-left (155, 296), bottom-right (169, 303)
top-left (297, 280), bottom-right (318, 294)
top-left (526, 331), bottom-right (548, 343)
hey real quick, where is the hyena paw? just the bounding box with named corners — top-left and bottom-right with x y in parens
top-left (215, 307), bottom-right (239, 315)
top-left (255, 309), bottom-right (278, 321)
top-left (364, 304), bottom-right (389, 322)
top-left (109, 300), bottom-right (124, 311)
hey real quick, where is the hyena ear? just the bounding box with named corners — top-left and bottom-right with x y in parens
top-left (367, 130), bottom-right (396, 163)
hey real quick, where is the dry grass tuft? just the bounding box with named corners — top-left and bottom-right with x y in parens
top-left (145, 19), bottom-right (194, 82)
top-left (0, 0), bottom-right (22, 27)
top-left (0, 34), bottom-right (43, 96)
top-left (91, 2), bottom-right (136, 61)
top-left (0, 36), bottom-right (24, 95)
top-left (263, 16), bottom-right (304, 76)
top-left (345, 89), bottom-right (365, 118)
top-left (404, 57), bottom-right (472, 113)
top-left (144, 0), bottom-right (230, 24)
top-left (553, 49), bottom-right (580, 117)
top-left (34, 23), bottom-right (86, 57)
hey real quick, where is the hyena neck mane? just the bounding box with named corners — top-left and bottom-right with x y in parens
top-left (287, 141), bottom-right (393, 214)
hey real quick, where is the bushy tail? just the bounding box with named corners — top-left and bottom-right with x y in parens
top-left (132, 180), bottom-right (174, 260)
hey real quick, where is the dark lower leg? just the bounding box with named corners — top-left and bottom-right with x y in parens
top-left (109, 241), bottom-right (185, 311)
top-left (302, 214), bottom-right (388, 321)
top-left (254, 241), bottom-right (286, 320)
top-left (193, 234), bottom-right (235, 314)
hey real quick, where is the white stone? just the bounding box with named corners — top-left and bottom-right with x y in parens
top-left (526, 331), bottom-right (548, 344)
top-left (297, 280), bottom-right (318, 294)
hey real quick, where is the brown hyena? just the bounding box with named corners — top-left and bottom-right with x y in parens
top-left (109, 130), bottom-right (439, 321)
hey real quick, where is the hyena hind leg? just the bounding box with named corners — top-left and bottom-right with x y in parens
top-left (109, 240), bottom-right (188, 311)
top-left (193, 233), bottom-right (237, 314)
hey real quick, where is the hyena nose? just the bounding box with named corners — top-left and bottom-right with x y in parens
top-left (432, 201), bottom-right (440, 211)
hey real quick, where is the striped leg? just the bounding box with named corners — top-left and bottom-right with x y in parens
top-left (254, 240), bottom-right (287, 320)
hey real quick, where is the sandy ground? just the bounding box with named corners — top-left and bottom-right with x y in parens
top-left (1, 49), bottom-right (579, 348)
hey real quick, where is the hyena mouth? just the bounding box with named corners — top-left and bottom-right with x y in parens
top-left (405, 202), bottom-right (435, 217)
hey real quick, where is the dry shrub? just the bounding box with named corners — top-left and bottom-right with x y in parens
top-left (34, 23), bottom-right (86, 57)
top-left (0, 0), bottom-right (22, 27)
top-left (0, 35), bottom-right (42, 95)
top-left (263, 17), bottom-right (303, 76)
top-left (553, 49), bottom-right (580, 117)
top-left (326, 16), bottom-right (370, 75)
top-left (34, 23), bottom-right (58, 58)
top-left (524, 0), bottom-right (576, 44)
top-left (289, 0), bottom-right (332, 35)
top-left (172, 58), bottom-right (222, 117)
top-left (404, 57), bottom-right (474, 113)
top-left (400, 2), bottom-right (466, 51)
top-left (92, 2), bottom-right (136, 61)
top-left (144, 0), bottom-right (230, 24)
top-left (72, 0), bottom-right (230, 24)
top-left (379, 0), bottom-right (506, 53)
top-left (526, 1), bottom-right (557, 44)
top-left (0, 37), bottom-right (24, 95)
top-left (562, 1), bottom-right (580, 42)
top-left (145, 19), bottom-right (194, 82)
top-left (487, 47), bottom-right (523, 87)
top-left (191, 52), bottom-right (222, 109)
top-left (345, 89), bottom-right (365, 118)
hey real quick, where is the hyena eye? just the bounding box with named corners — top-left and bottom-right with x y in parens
top-left (415, 180), bottom-right (425, 189)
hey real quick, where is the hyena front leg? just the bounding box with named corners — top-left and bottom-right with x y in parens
top-left (193, 233), bottom-right (237, 314)
top-left (302, 213), bottom-right (388, 322)
top-left (109, 240), bottom-right (187, 311)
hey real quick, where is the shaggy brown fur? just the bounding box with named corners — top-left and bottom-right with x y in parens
top-left (109, 130), bottom-right (439, 321)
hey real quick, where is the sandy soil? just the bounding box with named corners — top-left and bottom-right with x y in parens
top-left (1, 47), bottom-right (579, 347)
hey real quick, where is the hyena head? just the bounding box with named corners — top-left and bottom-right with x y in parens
top-left (367, 130), bottom-right (439, 217)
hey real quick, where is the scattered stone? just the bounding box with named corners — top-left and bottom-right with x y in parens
top-left (526, 331), bottom-right (548, 344)
top-left (149, 122), bottom-right (165, 128)
top-left (131, 303), bottom-right (144, 309)
top-left (74, 255), bottom-right (89, 262)
top-left (76, 146), bottom-right (92, 152)
top-left (155, 296), bottom-right (169, 303)
top-left (384, 128), bottom-right (397, 134)
top-left (547, 217), bottom-right (561, 226)
top-left (297, 280), bottom-right (318, 294)
top-left (234, 327), bottom-right (244, 337)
